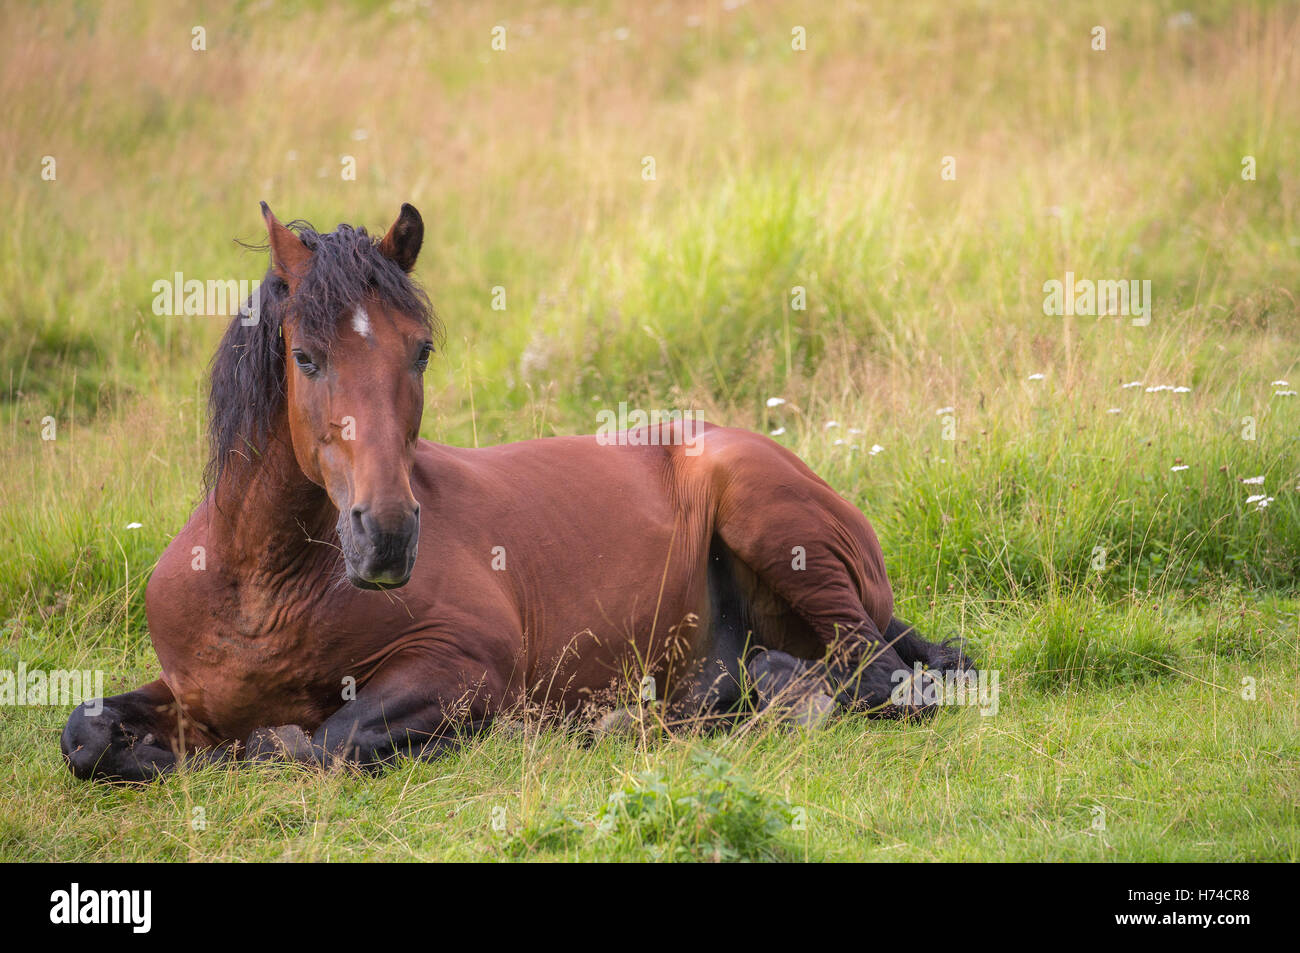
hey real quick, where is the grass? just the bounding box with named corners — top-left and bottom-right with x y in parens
top-left (1, 0), bottom-right (1298, 860)
top-left (3, 592), bottom-right (1296, 861)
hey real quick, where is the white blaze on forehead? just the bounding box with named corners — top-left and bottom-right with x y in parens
top-left (351, 305), bottom-right (371, 338)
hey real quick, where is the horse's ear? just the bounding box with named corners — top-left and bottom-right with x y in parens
top-left (378, 203), bottom-right (423, 273)
top-left (260, 201), bottom-right (312, 292)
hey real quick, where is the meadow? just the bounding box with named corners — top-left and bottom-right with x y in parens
top-left (1, 0), bottom-right (1297, 861)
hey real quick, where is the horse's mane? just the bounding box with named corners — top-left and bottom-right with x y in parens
top-left (205, 220), bottom-right (439, 492)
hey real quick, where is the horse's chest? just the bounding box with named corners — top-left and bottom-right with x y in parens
top-left (155, 582), bottom-right (346, 738)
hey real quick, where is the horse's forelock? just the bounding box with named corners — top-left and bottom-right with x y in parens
top-left (204, 220), bottom-right (440, 494)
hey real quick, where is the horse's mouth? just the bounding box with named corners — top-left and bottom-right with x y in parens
top-left (347, 570), bottom-right (413, 590)
top-left (343, 550), bottom-right (417, 590)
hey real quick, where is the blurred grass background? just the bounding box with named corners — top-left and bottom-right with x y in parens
top-left (0, 0), bottom-right (1297, 860)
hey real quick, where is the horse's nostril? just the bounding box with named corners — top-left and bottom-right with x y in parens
top-left (350, 505), bottom-right (369, 536)
top-left (348, 502), bottom-right (417, 554)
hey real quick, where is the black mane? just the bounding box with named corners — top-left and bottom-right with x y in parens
top-left (205, 220), bottom-right (439, 491)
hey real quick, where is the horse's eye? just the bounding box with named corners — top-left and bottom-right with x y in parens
top-left (292, 350), bottom-right (318, 376)
top-left (414, 343), bottom-right (434, 371)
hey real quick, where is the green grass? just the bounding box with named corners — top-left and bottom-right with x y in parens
top-left (1, 0), bottom-right (1298, 860)
top-left (3, 592), bottom-right (1295, 861)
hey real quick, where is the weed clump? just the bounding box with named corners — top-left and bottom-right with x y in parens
top-left (594, 750), bottom-right (794, 862)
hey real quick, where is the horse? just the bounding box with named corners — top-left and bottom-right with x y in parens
top-left (61, 203), bottom-right (974, 782)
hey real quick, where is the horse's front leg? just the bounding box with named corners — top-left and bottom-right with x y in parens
top-left (244, 649), bottom-right (499, 772)
top-left (61, 678), bottom-right (229, 782)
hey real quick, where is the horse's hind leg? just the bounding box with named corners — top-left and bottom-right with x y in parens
top-left (709, 438), bottom-right (934, 717)
top-left (886, 616), bottom-right (977, 674)
top-left (61, 679), bottom-right (226, 782)
top-left (659, 537), bottom-right (755, 732)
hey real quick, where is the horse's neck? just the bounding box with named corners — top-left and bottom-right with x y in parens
top-left (207, 426), bottom-right (337, 581)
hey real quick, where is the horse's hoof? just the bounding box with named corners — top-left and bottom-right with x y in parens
top-left (593, 707), bottom-right (641, 738)
top-left (245, 724), bottom-right (315, 763)
top-left (494, 718), bottom-right (529, 738)
top-left (746, 648), bottom-right (836, 727)
top-left (61, 700), bottom-right (115, 781)
top-left (61, 700), bottom-right (177, 782)
top-left (788, 692), bottom-right (837, 729)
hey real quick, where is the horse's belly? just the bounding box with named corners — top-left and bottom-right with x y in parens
top-left (522, 562), bottom-right (712, 711)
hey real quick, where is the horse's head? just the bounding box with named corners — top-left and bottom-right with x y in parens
top-left (261, 202), bottom-right (433, 589)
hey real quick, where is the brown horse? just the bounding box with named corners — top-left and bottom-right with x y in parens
top-left (61, 203), bottom-right (973, 782)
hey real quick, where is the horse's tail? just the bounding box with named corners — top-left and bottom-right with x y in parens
top-left (884, 616), bottom-right (976, 673)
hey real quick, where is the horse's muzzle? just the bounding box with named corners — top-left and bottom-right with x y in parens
top-left (343, 504), bottom-right (420, 589)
